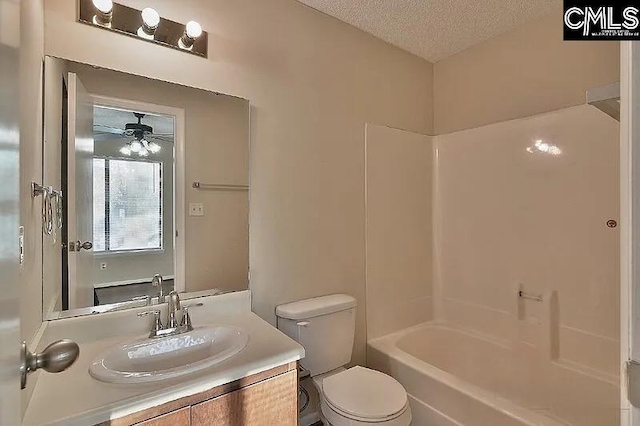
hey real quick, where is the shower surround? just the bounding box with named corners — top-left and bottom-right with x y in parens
top-left (365, 105), bottom-right (620, 425)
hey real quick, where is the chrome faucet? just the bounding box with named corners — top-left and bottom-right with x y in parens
top-left (167, 291), bottom-right (181, 328)
top-left (152, 274), bottom-right (165, 303)
top-left (138, 291), bottom-right (203, 339)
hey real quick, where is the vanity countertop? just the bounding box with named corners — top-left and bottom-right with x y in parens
top-left (22, 293), bottom-right (304, 426)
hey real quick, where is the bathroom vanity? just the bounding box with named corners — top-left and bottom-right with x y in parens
top-left (106, 363), bottom-right (297, 426)
top-left (22, 291), bottom-right (304, 426)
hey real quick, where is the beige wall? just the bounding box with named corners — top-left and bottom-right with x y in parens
top-left (365, 124), bottom-right (433, 339)
top-left (58, 63), bottom-right (250, 295)
top-left (435, 105), bottom-right (619, 376)
top-left (43, 0), bottom-right (435, 364)
top-left (434, 7), bottom-right (620, 135)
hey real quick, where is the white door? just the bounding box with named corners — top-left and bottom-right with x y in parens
top-left (67, 73), bottom-right (95, 309)
top-left (0, 0), bottom-right (22, 424)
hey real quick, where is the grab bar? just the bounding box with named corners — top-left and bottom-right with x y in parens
top-left (518, 291), bottom-right (543, 302)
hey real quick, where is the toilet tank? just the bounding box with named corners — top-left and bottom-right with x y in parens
top-left (276, 294), bottom-right (357, 376)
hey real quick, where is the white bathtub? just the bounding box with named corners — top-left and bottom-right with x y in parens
top-left (368, 323), bottom-right (619, 426)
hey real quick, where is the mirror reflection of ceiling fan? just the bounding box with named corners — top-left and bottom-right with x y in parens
top-left (93, 112), bottom-right (173, 157)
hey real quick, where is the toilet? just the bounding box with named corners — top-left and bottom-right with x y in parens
top-left (276, 294), bottom-right (412, 426)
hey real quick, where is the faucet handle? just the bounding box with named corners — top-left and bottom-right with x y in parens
top-left (180, 303), bottom-right (204, 330)
top-left (138, 310), bottom-right (163, 336)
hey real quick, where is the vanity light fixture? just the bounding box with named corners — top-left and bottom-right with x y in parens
top-left (137, 7), bottom-right (160, 40)
top-left (78, 0), bottom-right (208, 57)
top-left (91, 0), bottom-right (113, 26)
top-left (178, 21), bottom-right (203, 50)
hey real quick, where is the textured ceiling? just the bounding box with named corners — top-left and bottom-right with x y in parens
top-left (296, 0), bottom-right (560, 62)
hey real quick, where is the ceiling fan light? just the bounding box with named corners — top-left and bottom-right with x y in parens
top-left (138, 147), bottom-right (150, 157)
top-left (148, 142), bottom-right (161, 153)
top-left (119, 146), bottom-right (132, 156)
top-left (130, 140), bottom-right (142, 152)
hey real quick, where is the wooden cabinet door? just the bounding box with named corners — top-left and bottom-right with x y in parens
top-left (136, 407), bottom-right (190, 426)
top-left (191, 371), bottom-right (297, 426)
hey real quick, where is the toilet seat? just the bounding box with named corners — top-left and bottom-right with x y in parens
top-left (320, 366), bottom-right (409, 423)
top-left (323, 396), bottom-right (410, 424)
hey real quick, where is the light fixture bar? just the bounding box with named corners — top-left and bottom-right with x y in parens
top-left (78, 0), bottom-right (208, 58)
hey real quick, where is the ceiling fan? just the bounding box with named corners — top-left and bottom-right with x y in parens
top-left (93, 112), bottom-right (173, 157)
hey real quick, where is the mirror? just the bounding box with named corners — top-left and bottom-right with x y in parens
top-left (42, 56), bottom-right (250, 319)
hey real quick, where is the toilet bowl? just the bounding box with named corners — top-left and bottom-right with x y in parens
top-left (313, 367), bottom-right (411, 426)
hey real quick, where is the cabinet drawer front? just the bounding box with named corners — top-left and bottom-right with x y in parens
top-left (191, 370), bottom-right (297, 426)
top-left (136, 407), bottom-right (190, 426)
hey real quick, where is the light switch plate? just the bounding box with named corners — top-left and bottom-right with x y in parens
top-left (189, 203), bottom-right (205, 217)
top-left (19, 226), bottom-right (24, 266)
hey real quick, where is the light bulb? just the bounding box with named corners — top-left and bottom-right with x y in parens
top-left (148, 142), bottom-right (161, 153)
top-left (549, 146), bottom-right (562, 156)
top-left (138, 8), bottom-right (160, 39)
top-left (527, 139), bottom-right (562, 156)
top-left (130, 140), bottom-right (142, 152)
top-left (92, 0), bottom-right (112, 14)
top-left (179, 21), bottom-right (202, 50)
top-left (92, 0), bottom-right (113, 26)
top-left (141, 8), bottom-right (160, 29)
top-left (185, 21), bottom-right (202, 38)
top-left (138, 147), bottom-right (149, 157)
top-left (119, 146), bottom-right (132, 156)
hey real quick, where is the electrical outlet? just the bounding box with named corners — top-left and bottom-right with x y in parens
top-left (189, 203), bottom-right (204, 217)
top-left (100, 262), bottom-right (108, 270)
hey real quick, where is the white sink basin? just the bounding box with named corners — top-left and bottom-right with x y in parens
top-left (89, 325), bottom-right (249, 384)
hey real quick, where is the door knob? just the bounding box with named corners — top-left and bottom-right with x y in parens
top-left (21, 340), bottom-right (80, 389)
top-left (69, 240), bottom-right (93, 251)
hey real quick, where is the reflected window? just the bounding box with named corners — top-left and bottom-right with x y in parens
top-left (93, 158), bottom-right (163, 252)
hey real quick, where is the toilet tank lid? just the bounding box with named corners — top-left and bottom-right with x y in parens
top-left (276, 294), bottom-right (356, 320)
